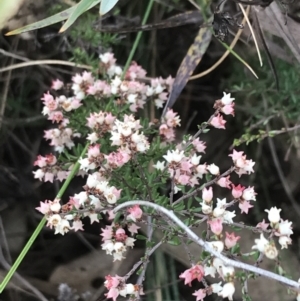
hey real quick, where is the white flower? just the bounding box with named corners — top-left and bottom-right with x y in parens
top-left (252, 234), bottom-right (278, 259)
top-left (163, 149), bottom-right (185, 163)
top-left (120, 284), bottom-right (135, 297)
top-left (125, 237), bottom-right (135, 248)
top-left (278, 220), bottom-right (293, 236)
top-left (264, 243), bottom-right (278, 259)
top-left (90, 195), bottom-right (102, 209)
top-left (86, 174), bottom-right (99, 188)
top-left (223, 210), bottom-right (236, 224)
top-left (211, 282), bottom-right (223, 293)
top-left (79, 157), bottom-right (94, 171)
top-left (213, 206), bottom-right (225, 217)
top-left (74, 191), bottom-right (88, 205)
top-left (221, 92), bottom-right (235, 105)
top-left (218, 282), bottom-right (235, 301)
top-left (265, 207), bottom-right (281, 224)
top-left (221, 265), bottom-right (235, 278)
top-left (87, 132), bottom-right (98, 143)
top-left (113, 251), bottom-right (125, 261)
top-left (48, 214), bottom-right (61, 227)
top-left (50, 199), bottom-right (61, 213)
top-left (212, 258), bottom-right (224, 275)
top-left (202, 202), bottom-right (213, 214)
top-left (204, 265), bottom-right (216, 278)
top-left (242, 186), bottom-right (256, 201)
top-left (190, 154), bottom-right (201, 165)
top-left (207, 163), bottom-right (220, 175)
top-left (278, 236), bottom-right (291, 249)
top-left (104, 188), bottom-right (117, 204)
top-left (102, 240), bottom-right (114, 254)
top-left (213, 198), bottom-right (227, 217)
top-left (114, 242), bottom-right (126, 253)
top-left (252, 233), bottom-right (269, 253)
top-left (208, 241), bottom-right (224, 252)
top-left (54, 218), bottom-right (70, 235)
top-left (153, 160), bottom-right (165, 171)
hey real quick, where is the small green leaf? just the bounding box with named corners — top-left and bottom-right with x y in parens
top-left (113, 211), bottom-right (122, 223)
top-left (100, 0), bottom-right (119, 15)
top-left (167, 236), bottom-right (181, 246)
top-left (136, 234), bottom-right (147, 240)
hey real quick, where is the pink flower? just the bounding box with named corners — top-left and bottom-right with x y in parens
top-left (88, 144), bottom-right (101, 157)
top-left (208, 218), bottom-right (223, 235)
top-left (115, 228), bottom-right (127, 241)
top-left (101, 225), bottom-right (113, 241)
top-left (159, 124), bottom-right (175, 142)
top-left (210, 114), bottom-right (226, 129)
top-left (106, 287), bottom-right (119, 301)
top-left (229, 149), bottom-right (245, 162)
top-left (51, 79), bottom-right (64, 90)
top-left (36, 200), bottom-right (51, 214)
top-left (127, 205), bottom-right (143, 222)
top-left (192, 138), bottom-right (206, 153)
top-left (239, 200), bottom-right (253, 214)
top-left (231, 184), bottom-right (245, 199)
top-left (256, 219), bottom-right (269, 231)
top-left (128, 223), bottom-right (140, 234)
top-left (225, 232), bottom-right (241, 249)
top-left (105, 150), bottom-right (131, 167)
top-left (202, 187), bottom-right (213, 203)
top-left (72, 220), bottom-right (84, 231)
top-left (217, 176), bottom-right (232, 188)
top-left (164, 109), bottom-right (181, 128)
top-left (34, 155), bottom-right (47, 167)
top-left (193, 289), bottom-right (206, 301)
top-left (179, 265), bottom-right (205, 286)
top-left (221, 103), bottom-right (235, 116)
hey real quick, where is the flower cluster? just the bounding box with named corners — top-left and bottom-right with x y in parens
top-left (101, 224), bottom-right (136, 261)
top-left (110, 114), bottom-right (150, 154)
top-left (159, 109), bottom-right (181, 142)
top-left (252, 206), bottom-right (293, 259)
top-left (104, 274), bottom-right (143, 301)
top-left (179, 263), bottom-right (236, 301)
top-left (33, 153), bottom-right (69, 182)
top-left (32, 49), bottom-right (298, 301)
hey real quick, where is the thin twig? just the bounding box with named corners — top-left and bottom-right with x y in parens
top-left (0, 60), bottom-right (92, 73)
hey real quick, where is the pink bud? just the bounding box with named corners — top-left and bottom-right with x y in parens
top-left (208, 218), bottom-right (223, 235)
top-left (231, 184), bottom-right (245, 199)
top-left (202, 187), bottom-right (213, 203)
top-left (225, 232), bottom-right (240, 249)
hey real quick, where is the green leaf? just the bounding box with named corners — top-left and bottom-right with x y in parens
top-left (60, 0), bottom-right (101, 32)
top-left (100, 0), bottom-right (119, 15)
top-left (136, 234), bottom-right (147, 240)
top-left (6, 0), bottom-right (100, 36)
top-left (113, 211), bottom-right (122, 223)
top-left (167, 236), bottom-right (181, 246)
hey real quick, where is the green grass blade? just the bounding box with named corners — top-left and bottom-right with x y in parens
top-left (100, 0), bottom-right (119, 15)
top-left (5, 0), bottom-right (99, 36)
top-left (59, 0), bottom-right (100, 32)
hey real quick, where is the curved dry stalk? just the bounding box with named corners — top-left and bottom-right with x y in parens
top-left (238, 3), bottom-right (262, 66)
top-left (189, 5), bottom-right (250, 80)
top-left (0, 60), bottom-right (92, 73)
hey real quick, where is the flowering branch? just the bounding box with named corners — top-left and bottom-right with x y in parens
top-left (114, 200), bottom-right (300, 290)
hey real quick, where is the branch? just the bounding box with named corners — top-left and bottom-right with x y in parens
top-left (114, 200), bottom-right (300, 290)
